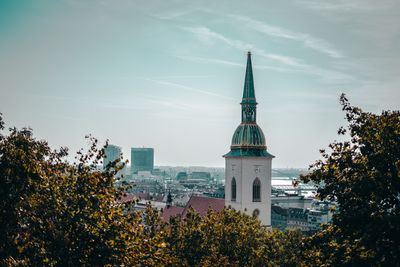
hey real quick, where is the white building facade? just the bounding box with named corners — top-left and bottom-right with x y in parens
top-left (224, 52), bottom-right (274, 226)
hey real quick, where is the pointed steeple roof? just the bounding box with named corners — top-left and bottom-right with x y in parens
top-left (223, 52), bottom-right (274, 158)
top-left (242, 51), bottom-right (256, 104)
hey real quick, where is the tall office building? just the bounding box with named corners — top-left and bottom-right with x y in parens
top-left (131, 147), bottom-right (154, 173)
top-left (224, 52), bottom-right (274, 226)
top-left (103, 144), bottom-right (122, 169)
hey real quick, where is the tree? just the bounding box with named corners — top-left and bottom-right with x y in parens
top-left (0, 114), bottom-right (170, 266)
top-left (164, 208), bottom-right (304, 266)
top-left (166, 190), bottom-right (173, 208)
top-left (301, 94), bottom-right (400, 266)
top-left (0, 113), bottom-right (305, 266)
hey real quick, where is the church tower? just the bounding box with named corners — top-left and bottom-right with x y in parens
top-left (224, 52), bottom-right (274, 226)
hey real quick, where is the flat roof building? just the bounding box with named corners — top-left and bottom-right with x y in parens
top-left (103, 144), bottom-right (122, 169)
top-left (131, 147), bottom-right (154, 174)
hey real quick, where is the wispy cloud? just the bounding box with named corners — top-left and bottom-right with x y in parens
top-left (155, 75), bottom-right (214, 79)
top-left (149, 79), bottom-right (234, 100)
top-left (296, 0), bottom-right (396, 12)
top-left (176, 55), bottom-right (294, 72)
top-left (230, 15), bottom-right (343, 59)
top-left (100, 103), bottom-right (150, 111)
top-left (101, 96), bottom-right (193, 112)
top-left (151, 7), bottom-right (212, 20)
top-left (176, 55), bottom-right (243, 67)
top-left (151, 10), bottom-right (192, 20)
top-left (296, 0), bottom-right (399, 50)
top-left (180, 26), bottom-right (353, 81)
top-left (180, 26), bottom-right (252, 50)
top-left (148, 98), bottom-right (193, 111)
top-left (180, 26), bottom-right (303, 67)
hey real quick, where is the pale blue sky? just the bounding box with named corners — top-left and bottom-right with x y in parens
top-left (1, 0), bottom-right (399, 167)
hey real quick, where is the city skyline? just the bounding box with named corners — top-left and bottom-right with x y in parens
top-left (1, 0), bottom-right (399, 167)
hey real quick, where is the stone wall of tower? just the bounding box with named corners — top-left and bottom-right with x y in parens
top-left (225, 157), bottom-right (272, 226)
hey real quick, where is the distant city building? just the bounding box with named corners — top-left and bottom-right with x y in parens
top-left (271, 200), bottom-right (334, 232)
top-left (103, 144), bottom-right (122, 169)
top-left (203, 185), bottom-right (225, 199)
top-left (190, 172), bottom-right (211, 181)
top-left (176, 172), bottom-right (188, 181)
top-left (271, 205), bottom-right (288, 230)
top-left (287, 208), bottom-right (308, 231)
top-left (131, 147), bottom-right (154, 173)
top-left (151, 168), bottom-right (164, 176)
top-left (224, 52), bottom-right (274, 226)
top-left (307, 210), bottom-right (329, 231)
top-left (271, 194), bottom-right (313, 210)
top-left (126, 176), bottom-right (162, 194)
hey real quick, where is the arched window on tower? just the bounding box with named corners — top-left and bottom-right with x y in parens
top-left (231, 177), bottom-right (236, 201)
top-left (252, 178), bottom-right (261, 202)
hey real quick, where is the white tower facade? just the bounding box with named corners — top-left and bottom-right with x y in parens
top-left (224, 52), bottom-right (274, 226)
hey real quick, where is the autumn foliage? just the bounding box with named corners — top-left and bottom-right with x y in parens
top-left (1, 93), bottom-right (399, 266)
top-left (0, 116), bottom-right (169, 266)
top-left (301, 94), bottom-right (400, 266)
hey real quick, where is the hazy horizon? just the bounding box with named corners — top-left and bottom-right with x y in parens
top-left (1, 0), bottom-right (399, 168)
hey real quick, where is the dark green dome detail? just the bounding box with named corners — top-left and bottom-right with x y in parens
top-left (231, 123), bottom-right (266, 149)
top-left (224, 147), bottom-right (274, 157)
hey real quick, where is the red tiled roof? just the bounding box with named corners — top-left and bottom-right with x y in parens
top-left (153, 193), bottom-right (164, 202)
top-left (160, 195), bottom-right (225, 223)
top-left (118, 194), bottom-right (136, 203)
top-left (135, 192), bottom-right (151, 200)
top-left (161, 206), bottom-right (184, 222)
top-left (118, 192), bottom-right (152, 203)
top-left (182, 195), bottom-right (225, 217)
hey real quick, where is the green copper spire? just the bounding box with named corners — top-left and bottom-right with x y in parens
top-left (242, 51), bottom-right (256, 104)
top-left (224, 52), bottom-right (274, 158)
top-left (241, 52), bottom-right (257, 123)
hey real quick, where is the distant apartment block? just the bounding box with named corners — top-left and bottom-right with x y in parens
top-left (307, 210), bottom-right (329, 231)
top-left (103, 144), bottom-right (122, 169)
top-left (190, 171), bottom-right (211, 181)
top-left (271, 200), bottom-right (335, 232)
top-left (176, 172), bottom-right (188, 181)
top-left (271, 205), bottom-right (288, 230)
top-left (131, 147), bottom-right (154, 174)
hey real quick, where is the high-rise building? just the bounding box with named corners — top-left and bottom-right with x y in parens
top-left (103, 144), bottom-right (122, 169)
top-left (224, 52), bottom-right (274, 226)
top-left (131, 147), bottom-right (154, 173)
